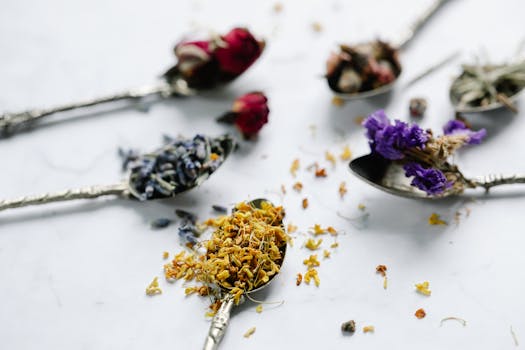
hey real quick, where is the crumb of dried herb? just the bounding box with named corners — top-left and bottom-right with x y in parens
top-left (145, 277), bottom-right (162, 296)
top-left (293, 182), bottom-right (303, 192)
top-left (428, 213), bottom-right (447, 226)
top-left (341, 320), bottom-right (356, 333)
top-left (315, 168), bottom-right (328, 177)
top-left (415, 308), bottom-right (426, 319)
top-left (296, 273), bottom-right (303, 286)
top-left (415, 281), bottom-right (431, 296)
top-left (363, 325), bottom-right (375, 333)
top-left (339, 182), bottom-right (347, 199)
top-left (376, 265), bottom-right (387, 277)
top-left (244, 326), bottom-right (256, 338)
top-left (290, 159), bottom-right (300, 177)
top-left (302, 198), bottom-right (309, 209)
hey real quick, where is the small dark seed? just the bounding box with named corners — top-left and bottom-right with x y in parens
top-left (150, 218), bottom-right (173, 229)
top-left (341, 320), bottom-right (356, 333)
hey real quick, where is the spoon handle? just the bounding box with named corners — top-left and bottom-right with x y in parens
top-left (0, 82), bottom-right (174, 135)
top-left (203, 294), bottom-right (235, 350)
top-left (472, 174), bottom-right (525, 191)
top-left (0, 182), bottom-right (129, 212)
top-left (395, 0), bottom-right (448, 49)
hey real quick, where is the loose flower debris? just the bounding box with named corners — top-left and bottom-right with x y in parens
top-left (281, 185), bottom-right (286, 194)
top-left (315, 167), bottom-right (328, 177)
top-left (304, 268), bottom-right (320, 286)
top-left (330, 242), bottom-right (339, 248)
top-left (255, 304), bottom-right (263, 313)
top-left (340, 145), bottom-right (352, 160)
top-left (244, 326), bottom-right (256, 338)
top-left (339, 182), bottom-right (347, 199)
top-left (311, 21), bottom-right (323, 32)
top-left (376, 265), bottom-right (387, 277)
top-left (296, 273), bottom-right (303, 286)
top-left (363, 325), bottom-right (375, 333)
top-left (145, 277), bottom-right (162, 296)
top-left (325, 151), bottom-right (337, 167)
top-left (323, 250), bottom-right (331, 259)
top-left (290, 159), bottom-right (300, 177)
top-left (162, 251), bottom-right (169, 259)
top-left (341, 320), bottom-right (356, 333)
top-left (415, 308), bottom-right (426, 319)
top-left (293, 182), bottom-right (303, 192)
top-left (440, 317), bottom-right (467, 327)
top-left (332, 96), bottom-right (346, 107)
top-left (302, 198), bottom-right (309, 209)
top-left (305, 238), bottom-right (323, 250)
top-left (511, 326), bottom-right (519, 346)
top-left (429, 213), bottom-right (447, 226)
top-left (303, 255), bottom-right (321, 268)
top-left (287, 223), bottom-right (298, 233)
top-left (415, 281), bottom-right (432, 296)
top-left (358, 203), bottom-right (366, 211)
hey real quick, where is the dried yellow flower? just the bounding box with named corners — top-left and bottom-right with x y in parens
top-left (311, 224), bottom-right (326, 235)
top-left (290, 159), bottom-right (300, 177)
top-left (325, 151), bottom-right (336, 167)
top-left (363, 325), bottom-right (375, 333)
top-left (293, 182), bottom-right (303, 192)
top-left (358, 203), bottom-right (366, 211)
top-left (304, 268), bottom-right (320, 286)
top-left (428, 213), bottom-right (447, 225)
top-left (244, 327), bottom-right (256, 338)
top-left (311, 21), bottom-right (323, 32)
top-left (255, 304), bottom-right (263, 313)
top-left (332, 96), bottom-right (345, 107)
top-left (415, 281), bottom-right (431, 296)
top-left (323, 250), bottom-right (331, 259)
top-left (287, 223), bottom-right (298, 233)
top-left (162, 251), bottom-right (169, 259)
top-left (340, 145), bottom-right (352, 160)
top-left (339, 182), bottom-right (347, 199)
top-left (327, 226), bottom-right (337, 235)
top-left (330, 242), bottom-right (339, 248)
top-left (303, 254), bottom-right (320, 268)
top-left (145, 277), bottom-right (162, 296)
top-left (305, 238), bottom-right (323, 250)
top-left (302, 198), bottom-right (309, 209)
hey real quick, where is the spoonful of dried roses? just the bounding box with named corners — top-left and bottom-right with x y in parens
top-left (326, 0), bottom-right (448, 99)
top-left (163, 199), bottom-right (287, 350)
top-left (0, 27), bottom-right (264, 136)
top-left (349, 110), bottom-right (525, 199)
top-left (0, 134), bottom-right (234, 212)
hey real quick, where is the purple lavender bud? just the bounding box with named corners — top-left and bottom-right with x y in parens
top-left (403, 162), bottom-right (452, 195)
top-left (443, 120), bottom-right (486, 145)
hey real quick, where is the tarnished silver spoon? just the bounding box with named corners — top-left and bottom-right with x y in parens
top-left (329, 0), bottom-right (448, 100)
top-left (0, 134), bottom-right (234, 212)
top-left (203, 198), bottom-right (286, 350)
top-left (0, 27), bottom-right (265, 136)
top-left (349, 152), bottom-right (525, 199)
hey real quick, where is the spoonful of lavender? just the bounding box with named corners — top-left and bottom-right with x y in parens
top-left (0, 27), bottom-right (265, 136)
top-left (0, 134), bottom-right (235, 212)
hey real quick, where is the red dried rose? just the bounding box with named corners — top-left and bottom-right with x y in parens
top-left (217, 92), bottom-right (269, 139)
top-left (215, 28), bottom-right (265, 81)
top-left (165, 27), bottom-right (264, 90)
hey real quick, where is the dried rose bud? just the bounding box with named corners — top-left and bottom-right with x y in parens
top-left (409, 98), bottom-right (428, 118)
top-left (215, 28), bottom-right (265, 82)
top-left (217, 92), bottom-right (269, 139)
top-left (164, 27), bottom-right (265, 90)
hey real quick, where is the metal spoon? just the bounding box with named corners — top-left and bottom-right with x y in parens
top-left (203, 198), bottom-right (286, 350)
top-left (349, 152), bottom-right (525, 199)
top-left (0, 134), bottom-right (235, 212)
top-left (331, 0), bottom-right (448, 100)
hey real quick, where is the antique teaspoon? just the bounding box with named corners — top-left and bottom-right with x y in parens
top-left (203, 198), bottom-right (286, 350)
top-left (0, 134), bottom-right (234, 212)
top-left (349, 152), bottom-right (525, 199)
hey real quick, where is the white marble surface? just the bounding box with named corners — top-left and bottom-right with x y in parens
top-left (1, 0), bottom-right (525, 349)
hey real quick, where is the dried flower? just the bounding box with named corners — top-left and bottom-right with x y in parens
top-left (304, 268), bottom-right (320, 286)
top-left (415, 281), bottom-right (431, 296)
top-left (443, 119), bottom-right (486, 145)
top-left (325, 151), bottom-right (336, 167)
top-left (339, 182), bottom-right (347, 199)
top-left (165, 27), bottom-right (265, 89)
top-left (244, 327), bottom-right (256, 338)
top-left (330, 242), bottom-right (339, 248)
top-left (305, 238), bottom-right (323, 250)
top-left (323, 250), bottom-right (331, 259)
top-left (340, 145), bottom-right (352, 160)
top-left (376, 265), bottom-right (387, 277)
top-left (296, 273), bottom-right (303, 286)
top-left (361, 110), bottom-right (487, 196)
top-left (363, 325), bottom-right (375, 333)
top-left (217, 92), bottom-right (269, 139)
top-left (290, 159), bottom-right (300, 177)
top-left (315, 168), bottom-right (327, 177)
top-left (303, 254), bottom-right (321, 268)
top-left (163, 251), bottom-right (169, 259)
top-left (293, 182), bottom-right (303, 192)
top-left (122, 134), bottom-right (234, 201)
top-left (146, 277), bottom-right (162, 296)
top-left (415, 308), bottom-right (426, 319)
top-left (326, 40), bottom-right (401, 94)
top-left (409, 98), bottom-right (427, 118)
top-left (428, 213), bottom-right (447, 226)
top-left (255, 304), bottom-right (263, 313)
top-left (150, 218), bottom-right (172, 229)
top-left (341, 320), bottom-right (356, 333)
top-left (302, 198), bottom-right (309, 209)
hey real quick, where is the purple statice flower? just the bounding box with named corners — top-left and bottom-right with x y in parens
top-left (363, 110), bottom-right (429, 160)
top-left (443, 120), bottom-right (486, 145)
top-left (403, 162), bottom-right (452, 195)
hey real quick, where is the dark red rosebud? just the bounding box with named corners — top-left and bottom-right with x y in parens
top-left (217, 92), bottom-right (269, 139)
top-left (165, 28), bottom-right (264, 90)
top-left (215, 28), bottom-right (265, 82)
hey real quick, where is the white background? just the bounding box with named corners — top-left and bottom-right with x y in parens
top-left (1, 0), bottom-right (524, 349)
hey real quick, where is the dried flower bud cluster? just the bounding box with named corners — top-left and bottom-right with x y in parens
top-left (164, 27), bottom-right (265, 89)
top-left (164, 200), bottom-right (287, 306)
top-left (326, 40), bottom-right (401, 94)
top-left (217, 92), bottom-right (270, 138)
top-left (362, 110), bottom-right (486, 196)
top-left (121, 134), bottom-right (234, 200)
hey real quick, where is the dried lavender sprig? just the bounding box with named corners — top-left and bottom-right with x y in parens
top-left (0, 134), bottom-right (234, 213)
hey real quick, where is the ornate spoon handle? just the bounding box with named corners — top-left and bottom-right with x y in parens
top-left (0, 182), bottom-right (129, 212)
top-left (471, 174), bottom-right (525, 191)
top-left (203, 294), bottom-right (235, 350)
top-left (0, 82), bottom-right (175, 134)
